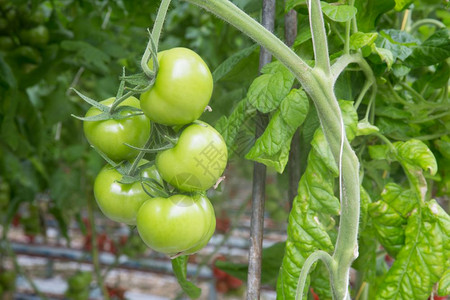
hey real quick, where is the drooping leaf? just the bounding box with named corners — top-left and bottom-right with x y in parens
top-left (277, 101), bottom-right (358, 299)
top-left (395, 139), bottom-right (437, 176)
top-left (171, 256), bottom-right (201, 299)
top-left (368, 183), bottom-right (417, 257)
top-left (321, 2), bottom-right (357, 23)
top-left (247, 61), bottom-right (296, 113)
top-left (245, 89), bottom-right (309, 173)
top-left (375, 200), bottom-right (450, 299)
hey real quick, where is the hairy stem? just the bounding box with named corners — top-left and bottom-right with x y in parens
top-left (295, 250), bottom-right (335, 300)
top-left (182, 0), bottom-right (361, 298)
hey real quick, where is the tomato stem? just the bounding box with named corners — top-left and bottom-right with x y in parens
top-left (128, 135), bottom-right (154, 177)
top-left (182, 0), bottom-right (363, 298)
top-left (140, 0), bottom-right (171, 78)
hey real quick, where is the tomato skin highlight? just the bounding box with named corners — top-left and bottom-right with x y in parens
top-left (136, 193), bottom-right (215, 256)
top-left (83, 96), bottom-right (150, 162)
top-left (94, 163), bottom-right (162, 225)
top-left (140, 47), bottom-right (213, 126)
top-left (156, 121), bottom-right (227, 192)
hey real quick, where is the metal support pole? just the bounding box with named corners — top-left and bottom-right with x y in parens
top-left (246, 0), bottom-right (275, 299)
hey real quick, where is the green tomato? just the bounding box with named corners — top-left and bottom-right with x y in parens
top-left (94, 162), bottom-right (162, 225)
top-left (156, 121), bottom-right (227, 192)
top-left (20, 25), bottom-right (49, 47)
top-left (140, 47), bottom-right (213, 126)
top-left (67, 272), bottom-right (91, 292)
top-left (136, 193), bottom-right (215, 256)
top-left (83, 96), bottom-right (151, 162)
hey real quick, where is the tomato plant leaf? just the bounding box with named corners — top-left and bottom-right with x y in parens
top-left (320, 2), bottom-right (357, 23)
top-left (354, 0), bottom-right (395, 32)
top-left (245, 89), bottom-right (308, 173)
top-left (406, 28), bottom-right (450, 67)
top-left (310, 262), bottom-right (332, 300)
top-left (61, 40), bottom-right (111, 74)
top-left (438, 268), bottom-right (450, 296)
top-left (214, 98), bottom-right (248, 154)
top-left (375, 200), bottom-right (450, 299)
top-left (171, 256), bottom-right (201, 299)
top-left (0, 55), bottom-right (16, 89)
top-left (285, 0), bottom-right (306, 12)
top-left (368, 183), bottom-right (417, 257)
top-left (247, 61), bottom-right (295, 113)
top-left (213, 44), bottom-right (258, 82)
top-left (350, 32), bottom-right (378, 51)
top-left (394, 0), bottom-right (414, 11)
top-left (395, 139), bottom-right (438, 176)
top-left (376, 30), bottom-right (420, 61)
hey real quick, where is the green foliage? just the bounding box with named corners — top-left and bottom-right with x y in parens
top-left (171, 256), bottom-right (201, 299)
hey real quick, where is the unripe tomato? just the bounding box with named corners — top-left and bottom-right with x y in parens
top-left (94, 162), bottom-right (162, 225)
top-left (83, 96), bottom-right (151, 162)
top-left (136, 194), bottom-right (215, 256)
top-left (156, 121), bottom-right (227, 192)
top-left (140, 47), bottom-right (213, 126)
top-left (20, 25), bottom-right (49, 47)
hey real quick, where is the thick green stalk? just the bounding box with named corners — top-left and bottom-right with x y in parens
top-left (182, 0), bottom-right (361, 299)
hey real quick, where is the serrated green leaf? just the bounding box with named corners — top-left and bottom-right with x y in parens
top-left (214, 98), bottom-right (249, 156)
top-left (321, 2), bottom-right (357, 22)
top-left (277, 210), bottom-right (334, 299)
top-left (246, 89), bottom-right (308, 173)
top-left (406, 28), bottom-right (450, 67)
top-left (375, 200), bottom-right (450, 299)
top-left (350, 32), bottom-right (378, 51)
top-left (374, 47), bottom-right (395, 69)
top-left (368, 183), bottom-right (417, 257)
top-left (171, 256), bottom-right (201, 299)
top-left (247, 61), bottom-right (295, 113)
top-left (376, 30), bottom-right (420, 61)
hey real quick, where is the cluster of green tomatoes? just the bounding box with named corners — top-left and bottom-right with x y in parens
top-left (0, 1), bottom-right (49, 71)
top-left (81, 47), bottom-right (227, 258)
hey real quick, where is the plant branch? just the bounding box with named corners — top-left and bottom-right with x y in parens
top-left (295, 250), bottom-right (335, 300)
top-left (309, 0), bottom-right (331, 74)
top-left (182, 1), bottom-right (361, 299)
